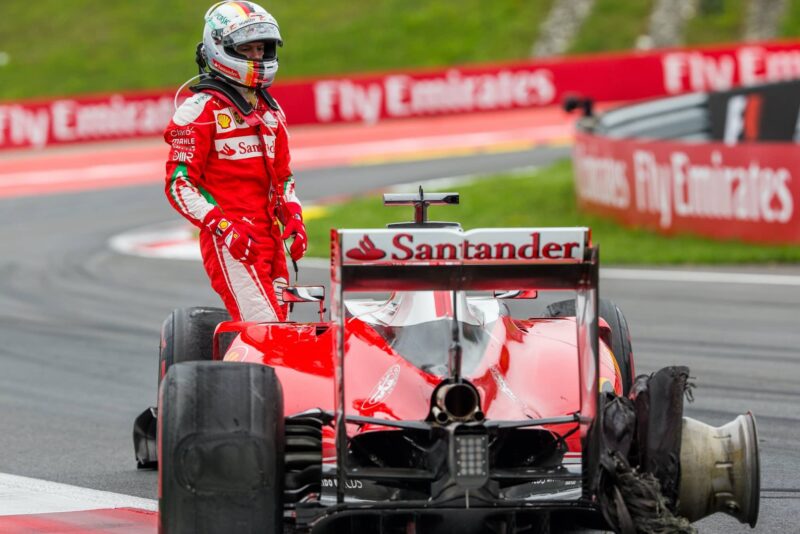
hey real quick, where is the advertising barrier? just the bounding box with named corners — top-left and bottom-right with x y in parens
top-left (0, 91), bottom-right (176, 151)
top-left (3, 40), bottom-right (800, 150)
top-left (573, 130), bottom-right (800, 244)
top-left (294, 40), bottom-right (800, 126)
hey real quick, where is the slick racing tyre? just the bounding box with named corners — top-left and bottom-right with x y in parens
top-left (544, 298), bottom-right (634, 396)
top-left (158, 306), bottom-right (231, 387)
top-left (159, 361), bottom-right (285, 534)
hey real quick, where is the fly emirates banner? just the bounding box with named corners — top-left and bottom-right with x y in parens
top-left (3, 41), bottom-right (800, 150)
top-left (572, 130), bottom-right (800, 244)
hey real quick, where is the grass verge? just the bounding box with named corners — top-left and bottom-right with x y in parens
top-left (684, 0), bottom-right (746, 46)
top-left (304, 159), bottom-right (800, 264)
top-left (0, 0), bottom-right (552, 101)
top-left (568, 0), bottom-right (654, 54)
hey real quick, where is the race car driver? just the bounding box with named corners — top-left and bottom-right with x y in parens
top-left (164, 1), bottom-right (306, 322)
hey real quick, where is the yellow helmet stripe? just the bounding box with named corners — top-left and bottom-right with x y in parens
top-left (231, 2), bottom-right (252, 17)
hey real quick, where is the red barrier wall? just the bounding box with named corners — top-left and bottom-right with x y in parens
top-left (281, 40), bottom-right (800, 125)
top-left (573, 130), bottom-right (800, 244)
top-left (0, 91), bottom-right (175, 151)
top-left (3, 40), bottom-right (800, 150)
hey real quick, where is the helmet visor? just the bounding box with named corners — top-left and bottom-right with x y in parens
top-left (223, 22), bottom-right (281, 49)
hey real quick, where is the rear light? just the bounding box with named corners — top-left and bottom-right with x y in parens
top-left (451, 430), bottom-right (489, 489)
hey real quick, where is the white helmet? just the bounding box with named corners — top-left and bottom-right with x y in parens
top-left (201, 1), bottom-right (282, 88)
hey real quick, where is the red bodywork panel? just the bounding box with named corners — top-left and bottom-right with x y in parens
top-left (218, 312), bottom-right (621, 454)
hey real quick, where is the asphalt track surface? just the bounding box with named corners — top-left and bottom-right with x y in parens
top-left (0, 144), bottom-right (798, 533)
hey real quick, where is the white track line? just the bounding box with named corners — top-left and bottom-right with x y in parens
top-left (601, 268), bottom-right (800, 286)
top-left (0, 162), bottom-right (162, 186)
top-left (290, 126), bottom-right (568, 160)
top-left (0, 473), bottom-right (157, 515)
top-left (109, 222), bottom-right (201, 261)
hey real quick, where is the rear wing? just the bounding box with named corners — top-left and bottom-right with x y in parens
top-left (334, 227), bottom-right (593, 290)
top-left (330, 226), bottom-right (601, 500)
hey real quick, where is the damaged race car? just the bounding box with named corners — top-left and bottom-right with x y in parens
top-left (134, 190), bottom-right (760, 533)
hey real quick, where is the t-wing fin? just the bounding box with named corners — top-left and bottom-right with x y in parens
top-left (384, 187), bottom-right (460, 227)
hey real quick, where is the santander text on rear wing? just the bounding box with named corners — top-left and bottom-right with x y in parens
top-left (334, 227), bottom-right (593, 291)
top-left (329, 226), bottom-right (602, 503)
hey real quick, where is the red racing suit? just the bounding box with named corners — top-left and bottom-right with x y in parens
top-left (164, 90), bottom-right (300, 322)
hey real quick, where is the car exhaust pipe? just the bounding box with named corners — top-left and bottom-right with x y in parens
top-left (678, 412), bottom-right (760, 527)
top-left (432, 382), bottom-right (484, 424)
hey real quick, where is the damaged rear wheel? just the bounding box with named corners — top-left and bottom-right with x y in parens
top-left (599, 367), bottom-right (760, 532)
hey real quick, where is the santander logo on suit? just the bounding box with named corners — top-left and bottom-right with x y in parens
top-left (214, 134), bottom-right (276, 160)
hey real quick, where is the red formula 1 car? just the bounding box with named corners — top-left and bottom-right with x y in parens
top-left (134, 191), bottom-right (760, 533)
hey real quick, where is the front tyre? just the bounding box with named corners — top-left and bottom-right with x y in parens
top-left (158, 361), bottom-right (284, 534)
top-left (158, 306), bottom-right (231, 386)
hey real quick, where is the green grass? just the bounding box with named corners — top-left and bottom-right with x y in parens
top-left (305, 160), bottom-right (800, 264)
top-left (568, 0), bottom-right (655, 54)
top-left (0, 0), bottom-right (202, 100)
top-left (0, 0), bottom-right (800, 100)
top-left (0, 0), bottom-right (553, 101)
top-left (781, 0), bottom-right (800, 37)
top-left (274, 0), bottom-right (554, 77)
top-left (4, 1), bottom-right (800, 101)
top-left (684, 0), bottom-right (746, 46)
